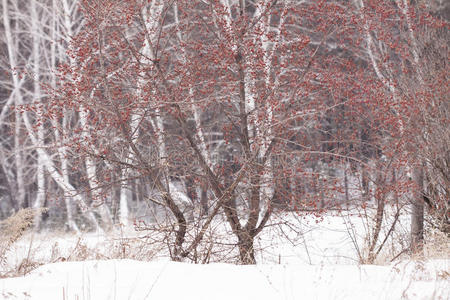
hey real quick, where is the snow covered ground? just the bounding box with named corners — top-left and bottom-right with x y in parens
top-left (1, 211), bottom-right (449, 300)
top-left (1, 259), bottom-right (448, 300)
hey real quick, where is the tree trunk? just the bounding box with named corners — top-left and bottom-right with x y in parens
top-left (200, 186), bottom-right (208, 216)
top-left (361, 166), bottom-right (370, 202)
top-left (57, 119), bottom-right (81, 233)
top-left (30, 0), bottom-right (46, 229)
top-left (411, 165), bottom-right (424, 253)
top-left (238, 233), bottom-right (256, 264)
top-left (14, 114), bottom-right (26, 209)
top-left (64, 193), bottom-right (79, 233)
top-left (344, 164), bottom-right (350, 208)
top-left (80, 109), bottom-right (113, 231)
top-left (119, 175), bottom-right (130, 227)
top-left (368, 168), bottom-right (385, 263)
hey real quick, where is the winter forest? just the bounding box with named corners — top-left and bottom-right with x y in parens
top-left (0, 0), bottom-right (448, 299)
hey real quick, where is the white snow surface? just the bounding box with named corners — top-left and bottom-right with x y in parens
top-left (1, 259), bottom-right (448, 300)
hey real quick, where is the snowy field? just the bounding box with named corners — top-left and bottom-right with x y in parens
top-left (1, 211), bottom-right (449, 300)
top-left (1, 259), bottom-right (448, 300)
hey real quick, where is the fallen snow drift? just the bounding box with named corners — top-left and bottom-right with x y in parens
top-left (1, 259), bottom-right (448, 300)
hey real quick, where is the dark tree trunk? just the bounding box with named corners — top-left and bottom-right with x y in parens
top-left (185, 176), bottom-right (196, 204)
top-left (200, 186), bottom-right (208, 216)
top-left (411, 166), bottom-right (424, 253)
top-left (361, 167), bottom-right (370, 202)
top-left (368, 168), bottom-right (385, 263)
top-left (238, 233), bottom-right (256, 264)
top-left (344, 166), bottom-right (350, 208)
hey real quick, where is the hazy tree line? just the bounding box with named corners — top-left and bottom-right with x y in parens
top-left (0, 0), bottom-right (448, 264)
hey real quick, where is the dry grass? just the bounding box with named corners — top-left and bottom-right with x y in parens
top-left (1, 209), bottom-right (35, 263)
top-left (0, 208), bottom-right (47, 277)
top-left (1, 224), bottom-right (162, 279)
top-left (423, 228), bottom-right (450, 260)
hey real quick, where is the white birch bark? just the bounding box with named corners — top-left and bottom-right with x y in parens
top-left (14, 108), bottom-right (26, 209)
top-left (50, 110), bottom-right (80, 232)
top-left (50, 0), bottom-right (79, 232)
top-left (2, 0), bottom-right (26, 210)
top-left (256, 1), bottom-right (287, 206)
top-left (118, 95), bottom-right (141, 227)
top-left (118, 110), bottom-right (138, 227)
top-left (119, 169), bottom-right (131, 226)
top-left (0, 79), bottom-right (24, 125)
top-left (29, 0), bottom-right (46, 228)
top-left (357, 0), bottom-right (399, 106)
top-left (395, 0), bottom-right (421, 77)
top-left (80, 108), bottom-right (113, 230)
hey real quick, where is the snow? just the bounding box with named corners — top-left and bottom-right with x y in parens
top-left (1, 259), bottom-right (448, 300)
top-left (1, 211), bottom-right (449, 300)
